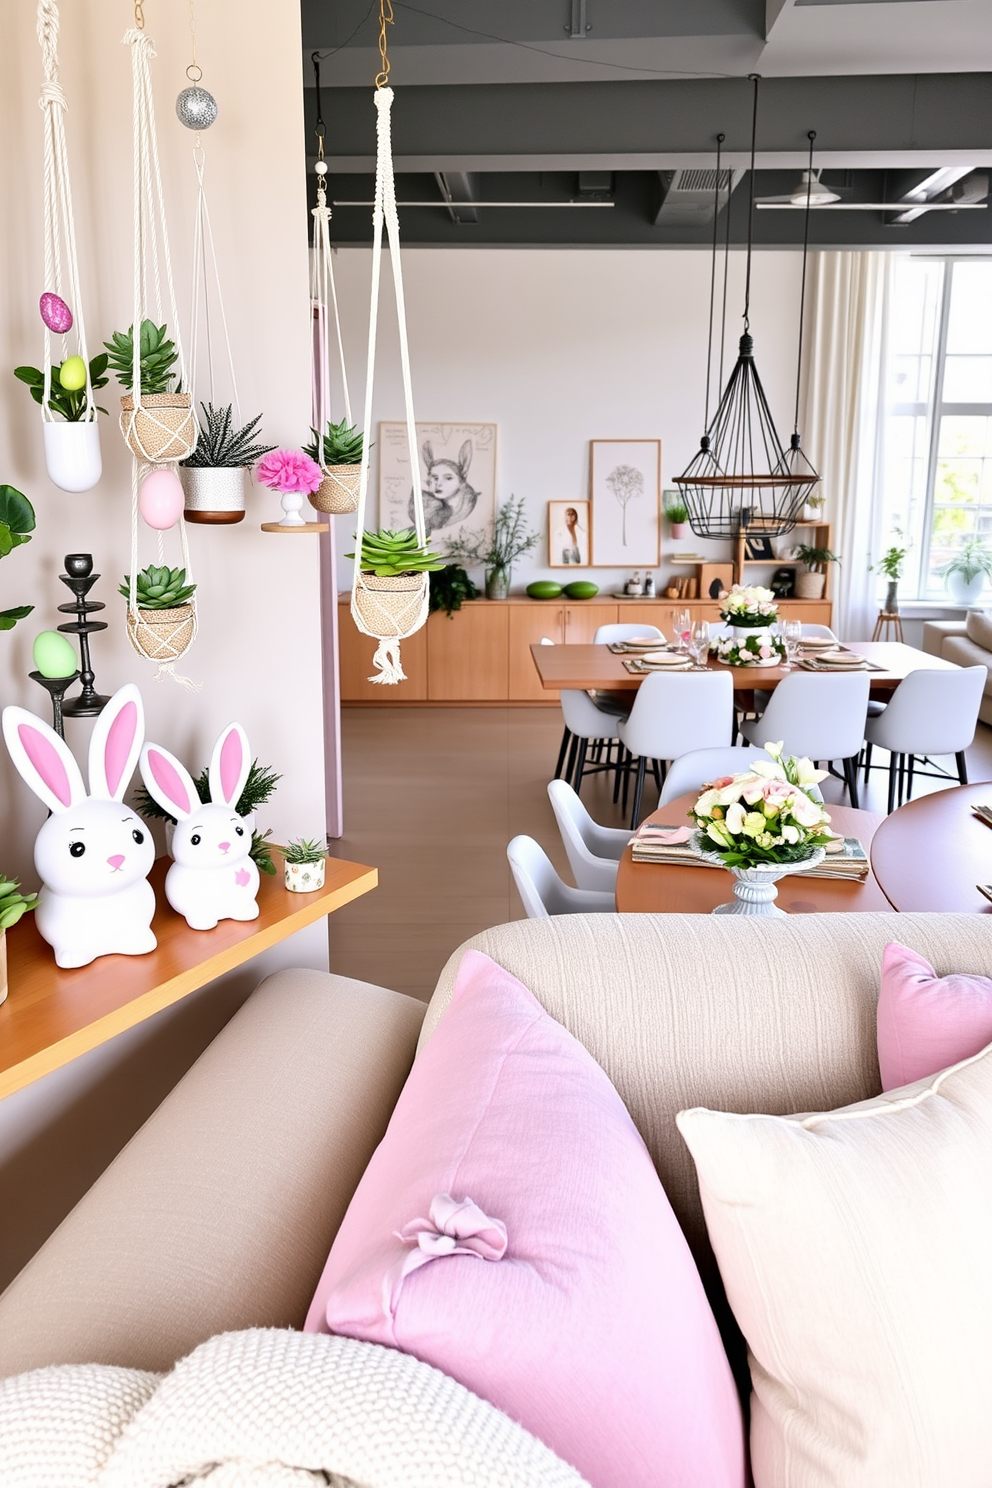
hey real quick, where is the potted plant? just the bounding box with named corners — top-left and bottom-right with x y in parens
top-left (105, 320), bottom-right (197, 463)
top-left (119, 564), bottom-right (196, 663)
top-left (256, 448), bottom-right (323, 526)
top-left (304, 418), bottom-right (366, 515)
top-left (713, 631), bottom-right (786, 668)
top-left (179, 403), bottom-right (276, 525)
top-left (664, 497), bottom-right (690, 541)
top-left (794, 545), bottom-right (841, 601)
top-left (690, 743), bottom-right (834, 915)
top-left (0, 485), bottom-right (36, 633)
top-left (14, 354), bottom-right (108, 492)
top-left (347, 527), bottom-right (446, 627)
top-left (938, 538), bottom-right (992, 607)
top-left (282, 837), bottom-right (327, 892)
top-left (871, 535), bottom-right (910, 614)
top-left (137, 758), bottom-right (280, 878)
top-left (445, 495), bottom-right (540, 600)
top-left (1, 875), bottom-right (38, 1006)
top-left (803, 490), bottom-right (826, 522)
top-left (429, 564), bottom-right (480, 617)
top-left (718, 584), bottom-right (779, 637)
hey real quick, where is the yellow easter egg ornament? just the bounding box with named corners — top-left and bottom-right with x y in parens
top-left (58, 356), bottom-right (87, 391)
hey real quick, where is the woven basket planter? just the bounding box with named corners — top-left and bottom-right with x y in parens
top-left (181, 466), bottom-right (246, 524)
top-left (309, 465), bottom-right (361, 514)
top-left (353, 571), bottom-right (429, 638)
top-left (795, 571), bottom-right (826, 600)
top-left (120, 393), bottom-right (198, 463)
top-left (127, 602), bottom-right (195, 661)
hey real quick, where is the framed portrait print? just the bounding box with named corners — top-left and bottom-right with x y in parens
top-left (589, 440), bottom-right (661, 567)
top-left (548, 500), bottom-right (590, 568)
top-left (378, 422), bottom-right (497, 552)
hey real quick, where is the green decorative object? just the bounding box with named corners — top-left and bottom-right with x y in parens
top-left (119, 565), bottom-right (197, 610)
top-left (430, 566), bottom-right (480, 615)
top-left (32, 630), bottom-right (78, 679)
top-left (14, 354), bottom-right (110, 421)
top-left (563, 580), bottom-right (599, 600)
top-left (304, 418), bottom-right (366, 467)
top-left (104, 320), bottom-right (179, 394)
top-left (526, 581), bottom-right (563, 600)
top-left (282, 837), bottom-right (326, 865)
top-left (180, 403), bottom-right (275, 468)
top-left (0, 876), bottom-right (38, 932)
top-left (346, 528), bottom-right (446, 577)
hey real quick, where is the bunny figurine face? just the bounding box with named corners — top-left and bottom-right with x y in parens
top-left (1, 685), bottom-right (157, 968)
top-left (139, 722), bottom-right (261, 931)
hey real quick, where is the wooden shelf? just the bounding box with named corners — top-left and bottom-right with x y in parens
top-left (733, 522), bottom-right (833, 600)
top-left (260, 522), bottom-right (329, 534)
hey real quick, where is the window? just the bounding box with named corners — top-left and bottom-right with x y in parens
top-left (878, 257), bottom-right (992, 601)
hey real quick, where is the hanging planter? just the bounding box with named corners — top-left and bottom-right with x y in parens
top-left (311, 465), bottom-right (361, 514)
top-left (120, 391), bottom-right (197, 463)
top-left (179, 403), bottom-right (275, 524)
top-left (42, 419), bottom-right (103, 492)
top-left (121, 565), bottom-right (197, 663)
top-left (305, 419), bottom-right (365, 514)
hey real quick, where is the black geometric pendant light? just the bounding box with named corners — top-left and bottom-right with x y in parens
top-left (675, 79), bottom-right (821, 540)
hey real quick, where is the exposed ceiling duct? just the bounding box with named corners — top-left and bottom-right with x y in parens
top-left (652, 168), bottom-right (743, 226)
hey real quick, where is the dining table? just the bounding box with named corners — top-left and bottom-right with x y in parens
top-left (615, 792), bottom-right (891, 914)
top-left (869, 781), bottom-right (992, 913)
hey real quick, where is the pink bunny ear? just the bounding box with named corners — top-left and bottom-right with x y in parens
top-left (138, 743), bottom-right (197, 822)
top-left (208, 723), bottom-right (251, 809)
top-left (2, 706), bottom-right (86, 815)
top-left (88, 685), bottom-right (145, 800)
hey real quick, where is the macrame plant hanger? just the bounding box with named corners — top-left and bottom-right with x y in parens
top-left (350, 3), bottom-right (429, 685)
top-left (123, 10), bottom-right (200, 688)
top-left (310, 52), bottom-right (359, 515)
top-left (36, 0), bottom-right (102, 493)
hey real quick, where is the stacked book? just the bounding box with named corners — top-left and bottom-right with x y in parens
top-left (629, 823), bottom-right (869, 881)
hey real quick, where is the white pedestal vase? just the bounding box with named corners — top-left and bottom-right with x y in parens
top-left (695, 839), bottom-right (826, 916)
top-left (946, 572), bottom-right (986, 607)
top-left (43, 421), bottom-right (102, 492)
top-left (181, 466), bottom-right (246, 524)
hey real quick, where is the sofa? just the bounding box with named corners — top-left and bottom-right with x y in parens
top-left (924, 611), bottom-right (992, 724)
top-left (2, 911), bottom-right (992, 1484)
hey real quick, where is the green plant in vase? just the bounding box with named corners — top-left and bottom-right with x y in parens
top-left (105, 320), bottom-right (195, 463)
top-left (937, 537), bottom-right (992, 606)
top-left (14, 354), bottom-right (109, 421)
top-left (871, 532), bottom-right (911, 614)
top-left (444, 495), bottom-right (539, 599)
top-left (282, 836), bottom-right (329, 894)
top-left (664, 498), bottom-right (690, 539)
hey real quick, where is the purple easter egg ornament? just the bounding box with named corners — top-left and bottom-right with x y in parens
top-left (40, 292), bottom-right (73, 334)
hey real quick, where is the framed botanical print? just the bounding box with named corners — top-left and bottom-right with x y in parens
top-left (589, 439), bottom-right (661, 567)
top-left (548, 500), bottom-right (590, 568)
top-left (378, 422), bottom-right (497, 552)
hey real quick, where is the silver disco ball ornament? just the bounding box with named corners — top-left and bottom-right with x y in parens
top-left (176, 86), bottom-right (218, 130)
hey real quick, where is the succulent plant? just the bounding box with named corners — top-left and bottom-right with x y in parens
top-left (104, 320), bottom-right (179, 395)
top-left (304, 418), bottom-right (365, 467)
top-left (119, 564), bottom-right (197, 610)
top-left (14, 353), bottom-right (109, 421)
top-left (283, 836), bottom-right (327, 864)
top-left (0, 875), bottom-right (38, 931)
top-left (346, 528), bottom-right (447, 577)
top-left (181, 402), bottom-right (276, 469)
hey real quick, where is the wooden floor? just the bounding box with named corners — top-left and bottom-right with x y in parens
top-left (328, 706), bottom-right (992, 1000)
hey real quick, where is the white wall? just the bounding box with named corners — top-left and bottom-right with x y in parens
top-left (325, 248), bottom-right (807, 596)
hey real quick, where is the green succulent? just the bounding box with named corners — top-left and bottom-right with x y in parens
top-left (283, 836), bottom-right (326, 864)
top-left (104, 320), bottom-right (179, 395)
top-left (119, 565), bottom-right (197, 610)
top-left (0, 876), bottom-right (38, 932)
top-left (181, 402), bottom-right (275, 468)
top-left (0, 485), bottom-right (36, 632)
top-left (14, 353), bottom-right (109, 421)
top-left (346, 528), bottom-right (447, 577)
top-left (304, 418), bottom-right (365, 466)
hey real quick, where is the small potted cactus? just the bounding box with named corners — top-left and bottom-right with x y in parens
top-left (14, 353), bottom-right (109, 492)
top-left (282, 837), bottom-right (327, 892)
top-left (1, 875), bottom-right (38, 1006)
top-left (179, 402), bottom-right (276, 524)
top-left (304, 418), bottom-right (365, 515)
top-left (119, 564), bottom-right (197, 662)
top-left (105, 320), bottom-right (197, 463)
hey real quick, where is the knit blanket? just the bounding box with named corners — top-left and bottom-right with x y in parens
top-left (0, 1328), bottom-right (589, 1488)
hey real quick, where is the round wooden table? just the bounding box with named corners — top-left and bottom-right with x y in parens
top-left (615, 792), bottom-right (891, 915)
top-left (869, 782), bottom-right (992, 913)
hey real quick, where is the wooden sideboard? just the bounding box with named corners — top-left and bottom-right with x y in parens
top-left (337, 596), bottom-right (834, 705)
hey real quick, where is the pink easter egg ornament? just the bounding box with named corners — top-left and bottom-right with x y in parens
top-left (40, 292), bottom-right (73, 333)
top-left (138, 469), bottom-right (185, 531)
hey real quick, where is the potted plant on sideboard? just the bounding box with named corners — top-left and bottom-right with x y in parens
top-left (14, 354), bottom-right (109, 492)
top-left (794, 544), bottom-right (841, 601)
top-left (445, 495), bottom-right (539, 600)
top-left (105, 320), bottom-right (197, 464)
top-left (304, 418), bottom-right (366, 515)
top-left (282, 837), bottom-right (327, 893)
top-left (179, 403), bottom-right (275, 524)
top-left (938, 537), bottom-right (992, 607)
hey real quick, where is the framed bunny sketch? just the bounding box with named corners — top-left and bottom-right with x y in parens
top-left (378, 422), bottom-right (497, 550)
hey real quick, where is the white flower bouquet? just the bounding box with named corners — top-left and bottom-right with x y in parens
top-left (719, 584), bottom-right (779, 628)
top-left (713, 631), bottom-right (786, 667)
top-left (691, 742), bottom-right (835, 869)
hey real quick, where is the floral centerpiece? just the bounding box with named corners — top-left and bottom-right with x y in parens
top-left (719, 584), bottom-right (779, 629)
top-left (690, 742), bottom-right (835, 915)
top-left (713, 630), bottom-right (785, 668)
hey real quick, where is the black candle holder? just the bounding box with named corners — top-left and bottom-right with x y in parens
top-left (29, 669), bottom-right (81, 739)
top-left (58, 553), bottom-right (111, 718)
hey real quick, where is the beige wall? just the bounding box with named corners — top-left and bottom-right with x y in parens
top-left (0, 0), bottom-right (328, 1288)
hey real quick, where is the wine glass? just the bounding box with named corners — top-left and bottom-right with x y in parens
top-left (670, 608), bottom-right (692, 652)
top-left (690, 619), bottom-right (711, 666)
top-left (781, 618), bottom-right (803, 667)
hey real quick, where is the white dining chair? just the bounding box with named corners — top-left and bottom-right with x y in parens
top-left (740, 671), bottom-right (870, 807)
top-left (546, 637), bottom-right (628, 791)
top-left (617, 669), bottom-right (735, 828)
top-left (801, 623), bottom-right (838, 640)
top-left (507, 835), bottom-right (616, 918)
top-left (547, 779), bottom-right (631, 891)
top-left (593, 623), bottom-right (664, 645)
top-left (658, 745), bottom-right (775, 805)
top-left (862, 665), bottom-right (985, 814)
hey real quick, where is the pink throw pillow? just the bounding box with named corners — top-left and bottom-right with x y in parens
top-left (878, 941), bottom-right (992, 1090)
top-left (305, 950), bottom-right (744, 1488)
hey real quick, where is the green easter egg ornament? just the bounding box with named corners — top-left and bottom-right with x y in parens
top-left (526, 581), bottom-right (563, 600)
top-left (58, 356), bottom-right (87, 391)
top-left (563, 580), bottom-right (599, 600)
top-left (33, 630), bottom-right (78, 679)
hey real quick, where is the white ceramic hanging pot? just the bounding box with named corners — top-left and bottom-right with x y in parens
top-left (181, 466), bottom-right (246, 524)
top-left (43, 420), bottom-right (102, 492)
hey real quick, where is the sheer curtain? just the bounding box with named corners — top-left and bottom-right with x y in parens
top-left (801, 252), bottom-right (893, 640)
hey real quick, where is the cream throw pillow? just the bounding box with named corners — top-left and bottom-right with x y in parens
top-left (676, 1042), bottom-right (992, 1488)
top-left (965, 608), bottom-right (992, 651)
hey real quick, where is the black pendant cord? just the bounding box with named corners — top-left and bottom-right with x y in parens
top-left (742, 74), bottom-right (760, 335)
top-left (718, 153), bottom-right (732, 398)
top-left (703, 134), bottom-right (725, 433)
top-left (793, 130), bottom-right (816, 439)
top-left (312, 51), bottom-right (326, 161)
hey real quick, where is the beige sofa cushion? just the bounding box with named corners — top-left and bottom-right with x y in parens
top-left (941, 634), bottom-right (992, 694)
top-left (678, 1042), bottom-right (992, 1488)
top-left (966, 607), bottom-right (992, 652)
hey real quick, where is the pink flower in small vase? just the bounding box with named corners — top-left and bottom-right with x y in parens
top-left (257, 449), bottom-right (323, 496)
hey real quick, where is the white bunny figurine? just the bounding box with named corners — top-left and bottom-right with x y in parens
top-left (2, 684), bottom-right (156, 969)
top-left (139, 722), bottom-right (260, 931)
